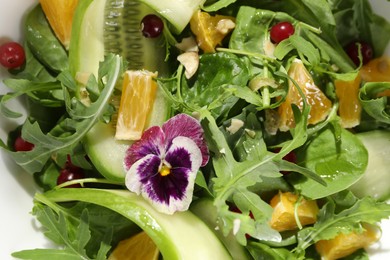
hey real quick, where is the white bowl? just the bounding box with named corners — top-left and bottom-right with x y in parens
top-left (0, 0), bottom-right (389, 259)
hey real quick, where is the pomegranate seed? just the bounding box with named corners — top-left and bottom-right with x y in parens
top-left (270, 21), bottom-right (295, 43)
top-left (57, 168), bottom-right (85, 188)
top-left (0, 42), bottom-right (26, 69)
top-left (345, 41), bottom-right (374, 66)
top-left (57, 155), bottom-right (85, 188)
top-left (140, 14), bottom-right (164, 38)
top-left (14, 136), bottom-right (34, 152)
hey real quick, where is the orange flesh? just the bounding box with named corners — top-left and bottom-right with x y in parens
top-left (39, 0), bottom-right (78, 49)
top-left (335, 73), bottom-right (362, 128)
top-left (315, 224), bottom-right (379, 260)
top-left (269, 191), bottom-right (319, 232)
top-left (278, 59), bottom-right (332, 131)
top-left (190, 11), bottom-right (235, 53)
top-left (115, 70), bottom-right (158, 141)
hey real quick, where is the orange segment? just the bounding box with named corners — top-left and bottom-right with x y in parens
top-left (315, 224), bottom-right (379, 260)
top-left (335, 73), bottom-right (362, 128)
top-left (278, 59), bottom-right (333, 131)
top-left (39, 0), bottom-right (78, 49)
top-left (360, 56), bottom-right (390, 97)
top-left (360, 56), bottom-right (390, 82)
top-left (190, 11), bottom-right (235, 53)
top-left (108, 231), bottom-right (159, 260)
top-left (115, 70), bottom-right (158, 140)
top-left (269, 191), bottom-right (319, 232)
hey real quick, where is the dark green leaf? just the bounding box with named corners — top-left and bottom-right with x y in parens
top-left (290, 126), bottom-right (368, 199)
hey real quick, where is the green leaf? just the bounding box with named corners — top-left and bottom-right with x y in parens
top-left (1, 79), bottom-right (63, 118)
top-left (12, 249), bottom-right (83, 260)
top-left (359, 82), bottom-right (390, 124)
top-left (199, 107), bottom-right (320, 244)
top-left (289, 126), bottom-right (368, 199)
top-left (183, 52), bottom-right (250, 119)
top-left (247, 241), bottom-right (294, 260)
top-left (12, 204), bottom-right (113, 260)
top-left (202, 0), bottom-right (237, 12)
top-left (288, 35), bottom-right (320, 66)
top-left (6, 54), bottom-right (123, 173)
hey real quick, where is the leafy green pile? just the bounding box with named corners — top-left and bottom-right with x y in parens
top-left (1, 0), bottom-right (390, 259)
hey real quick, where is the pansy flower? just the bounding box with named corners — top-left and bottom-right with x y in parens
top-left (124, 113), bottom-right (209, 214)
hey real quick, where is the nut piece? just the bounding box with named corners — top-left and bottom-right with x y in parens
top-left (226, 119), bottom-right (244, 134)
top-left (216, 19), bottom-right (235, 34)
top-left (177, 52), bottom-right (199, 79)
top-left (175, 37), bottom-right (199, 52)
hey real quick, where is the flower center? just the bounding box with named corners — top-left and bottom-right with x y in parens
top-left (159, 165), bottom-right (171, 176)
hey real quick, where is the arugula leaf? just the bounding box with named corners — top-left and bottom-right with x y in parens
top-left (1, 79), bottom-right (63, 118)
top-left (4, 54), bottom-right (123, 173)
top-left (229, 4), bottom-right (354, 72)
top-left (199, 105), bottom-right (323, 244)
top-left (359, 82), bottom-right (390, 124)
top-left (295, 197), bottom-right (390, 253)
top-left (183, 52), bottom-right (250, 120)
top-left (247, 241), bottom-right (295, 260)
top-left (12, 206), bottom-right (111, 260)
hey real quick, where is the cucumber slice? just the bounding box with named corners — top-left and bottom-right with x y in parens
top-left (69, 0), bottom-right (105, 78)
top-left (191, 199), bottom-right (251, 260)
top-left (139, 0), bottom-right (206, 33)
top-left (70, 0), bottom-right (171, 181)
top-left (41, 188), bottom-right (231, 259)
top-left (103, 0), bottom-right (169, 74)
top-left (69, 0), bottom-right (169, 78)
top-left (84, 121), bottom-right (130, 182)
top-left (349, 130), bottom-right (390, 201)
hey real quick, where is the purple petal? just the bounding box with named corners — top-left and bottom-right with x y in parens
top-left (124, 126), bottom-right (165, 171)
top-left (125, 154), bottom-right (161, 194)
top-left (162, 114), bottom-right (209, 166)
top-left (127, 136), bottom-right (202, 214)
top-left (146, 166), bottom-right (191, 206)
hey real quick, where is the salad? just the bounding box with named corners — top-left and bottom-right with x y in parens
top-left (1, 0), bottom-right (390, 259)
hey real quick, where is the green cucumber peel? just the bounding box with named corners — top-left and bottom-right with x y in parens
top-left (191, 198), bottom-right (251, 260)
top-left (38, 188), bottom-right (231, 260)
top-left (69, 0), bottom-right (105, 78)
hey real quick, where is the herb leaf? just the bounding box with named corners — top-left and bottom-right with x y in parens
top-left (5, 54), bottom-right (123, 173)
top-left (12, 207), bottom-right (96, 260)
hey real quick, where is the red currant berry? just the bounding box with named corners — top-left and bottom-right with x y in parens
top-left (14, 136), bottom-right (34, 152)
top-left (57, 167), bottom-right (85, 188)
top-left (0, 42), bottom-right (26, 69)
top-left (140, 14), bottom-right (164, 38)
top-left (345, 41), bottom-right (374, 66)
top-left (270, 21), bottom-right (295, 43)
